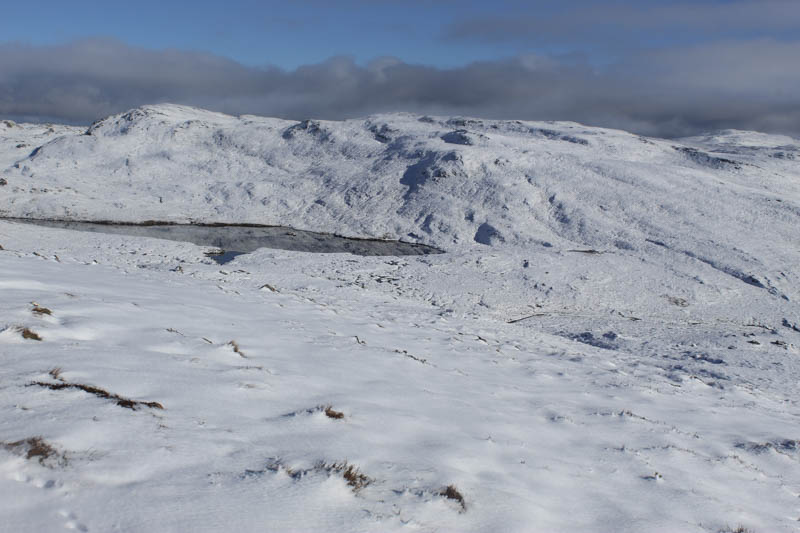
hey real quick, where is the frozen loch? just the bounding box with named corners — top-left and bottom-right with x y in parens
top-left (8, 219), bottom-right (443, 263)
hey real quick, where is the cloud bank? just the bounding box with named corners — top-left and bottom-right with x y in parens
top-left (444, 0), bottom-right (800, 45)
top-left (1, 38), bottom-right (799, 137)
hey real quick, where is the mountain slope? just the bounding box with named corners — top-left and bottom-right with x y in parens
top-left (3, 105), bottom-right (799, 301)
top-left (1, 106), bottom-right (800, 531)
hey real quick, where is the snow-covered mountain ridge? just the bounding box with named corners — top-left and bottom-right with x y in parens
top-left (3, 105), bottom-right (799, 297)
top-left (0, 105), bottom-right (800, 302)
top-left (1, 104), bottom-right (796, 245)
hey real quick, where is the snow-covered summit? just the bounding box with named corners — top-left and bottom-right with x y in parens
top-left (84, 104), bottom-right (240, 137)
top-left (679, 129), bottom-right (800, 151)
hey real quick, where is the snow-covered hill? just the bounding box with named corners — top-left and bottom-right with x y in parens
top-left (2, 104), bottom-right (799, 297)
top-left (1, 105), bottom-right (799, 532)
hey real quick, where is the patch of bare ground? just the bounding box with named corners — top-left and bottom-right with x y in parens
top-left (394, 349), bottom-right (428, 365)
top-left (665, 295), bottom-right (690, 307)
top-left (281, 405), bottom-right (346, 419)
top-left (31, 302), bottom-right (52, 316)
top-left (2, 437), bottom-right (67, 467)
top-left (227, 340), bottom-right (247, 358)
top-left (323, 406), bottom-right (345, 419)
top-left (17, 327), bottom-right (42, 341)
top-left (440, 484), bottom-right (467, 512)
top-left (29, 374), bottom-right (164, 411)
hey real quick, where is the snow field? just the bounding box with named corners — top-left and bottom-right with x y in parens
top-left (1, 105), bottom-right (799, 531)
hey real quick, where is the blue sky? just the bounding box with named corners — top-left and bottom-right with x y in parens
top-left (1, 0), bottom-right (799, 136)
top-left (3, 0), bottom-right (796, 68)
top-left (1, 1), bottom-right (502, 68)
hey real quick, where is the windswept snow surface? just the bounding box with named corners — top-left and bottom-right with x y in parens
top-left (1, 105), bottom-right (800, 532)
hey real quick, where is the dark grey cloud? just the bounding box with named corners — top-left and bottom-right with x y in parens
top-left (444, 0), bottom-right (800, 45)
top-left (1, 38), bottom-right (800, 138)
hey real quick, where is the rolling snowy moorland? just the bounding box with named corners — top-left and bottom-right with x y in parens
top-left (1, 105), bottom-right (799, 532)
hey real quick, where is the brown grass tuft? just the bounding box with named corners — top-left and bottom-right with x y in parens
top-left (228, 340), bottom-right (247, 358)
top-left (440, 484), bottom-right (467, 511)
top-left (2, 437), bottom-right (66, 467)
top-left (324, 406), bottom-right (345, 419)
top-left (31, 302), bottom-right (52, 316)
top-left (17, 327), bottom-right (42, 341)
top-left (30, 380), bottom-right (164, 411)
top-left (262, 458), bottom-right (373, 493)
top-left (341, 464), bottom-right (370, 490)
top-left (318, 461), bottom-right (372, 492)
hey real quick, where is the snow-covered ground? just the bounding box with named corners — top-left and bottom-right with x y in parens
top-left (1, 106), bottom-right (799, 532)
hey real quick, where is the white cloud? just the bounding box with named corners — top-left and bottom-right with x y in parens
top-left (1, 38), bottom-right (799, 137)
